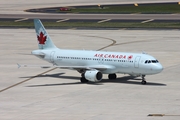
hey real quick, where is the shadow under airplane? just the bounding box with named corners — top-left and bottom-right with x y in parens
top-left (22, 73), bottom-right (166, 87)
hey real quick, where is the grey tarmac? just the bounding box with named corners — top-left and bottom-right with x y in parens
top-left (0, 28), bottom-right (180, 119)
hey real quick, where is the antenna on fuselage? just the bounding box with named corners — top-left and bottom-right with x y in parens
top-left (142, 51), bottom-right (147, 54)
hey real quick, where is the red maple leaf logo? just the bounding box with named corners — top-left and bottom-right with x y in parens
top-left (128, 55), bottom-right (133, 60)
top-left (37, 32), bottom-right (46, 44)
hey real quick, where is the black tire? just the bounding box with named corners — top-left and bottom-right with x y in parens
top-left (108, 74), bottom-right (117, 80)
top-left (80, 77), bottom-right (88, 83)
top-left (141, 80), bottom-right (147, 85)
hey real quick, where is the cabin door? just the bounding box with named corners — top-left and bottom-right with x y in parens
top-left (134, 56), bottom-right (141, 68)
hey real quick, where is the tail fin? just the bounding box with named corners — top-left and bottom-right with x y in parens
top-left (34, 19), bottom-right (56, 49)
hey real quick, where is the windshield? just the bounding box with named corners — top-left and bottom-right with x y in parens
top-left (145, 60), bottom-right (159, 64)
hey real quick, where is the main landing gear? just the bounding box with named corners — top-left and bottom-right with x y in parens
top-left (80, 77), bottom-right (88, 83)
top-left (108, 74), bottom-right (117, 79)
top-left (141, 75), bottom-right (147, 85)
top-left (80, 73), bottom-right (88, 83)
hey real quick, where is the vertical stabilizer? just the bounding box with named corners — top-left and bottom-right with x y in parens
top-left (34, 19), bottom-right (56, 49)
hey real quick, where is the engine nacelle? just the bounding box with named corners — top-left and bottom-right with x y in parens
top-left (84, 70), bottom-right (103, 82)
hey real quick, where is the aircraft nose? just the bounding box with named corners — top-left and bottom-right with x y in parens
top-left (154, 63), bottom-right (163, 73)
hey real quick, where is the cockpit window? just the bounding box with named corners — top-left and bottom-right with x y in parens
top-left (152, 60), bottom-right (156, 63)
top-left (145, 60), bottom-right (159, 64)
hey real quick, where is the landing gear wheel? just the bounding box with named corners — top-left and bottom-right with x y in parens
top-left (141, 80), bottom-right (147, 85)
top-left (80, 77), bottom-right (88, 83)
top-left (141, 75), bottom-right (146, 85)
top-left (108, 74), bottom-right (117, 80)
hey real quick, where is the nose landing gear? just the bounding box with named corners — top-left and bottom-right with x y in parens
top-left (141, 75), bottom-right (146, 85)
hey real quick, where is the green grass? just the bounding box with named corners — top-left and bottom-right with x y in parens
top-left (0, 21), bottom-right (34, 27)
top-left (57, 4), bottom-right (180, 14)
top-left (1, 21), bottom-right (180, 29)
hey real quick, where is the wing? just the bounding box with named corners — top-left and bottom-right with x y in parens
top-left (17, 63), bottom-right (111, 71)
top-left (58, 65), bottom-right (108, 71)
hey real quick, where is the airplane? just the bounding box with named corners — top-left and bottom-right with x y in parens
top-left (19, 19), bottom-right (163, 85)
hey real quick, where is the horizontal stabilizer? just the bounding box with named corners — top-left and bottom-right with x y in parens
top-left (17, 63), bottom-right (52, 69)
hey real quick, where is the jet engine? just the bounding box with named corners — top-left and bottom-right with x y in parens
top-left (84, 70), bottom-right (103, 82)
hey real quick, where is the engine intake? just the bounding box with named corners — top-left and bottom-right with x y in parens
top-left (84, 70), bottom-right (103, 82)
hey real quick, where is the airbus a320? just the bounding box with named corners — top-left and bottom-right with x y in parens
top-left (19, 19), bottom-right (163, 85)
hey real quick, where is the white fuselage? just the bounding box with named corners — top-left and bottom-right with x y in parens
top-left (33, 48), bottom-right (163, 76)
